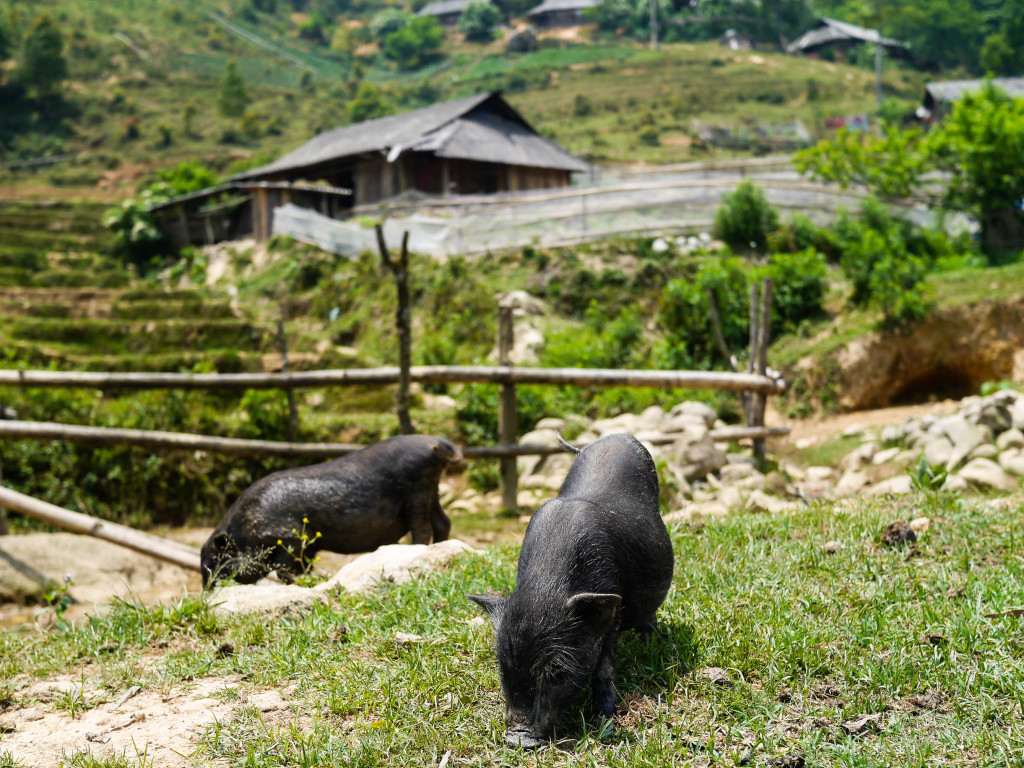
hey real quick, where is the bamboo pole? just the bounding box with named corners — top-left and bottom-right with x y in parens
top-left (753, 278), bottom-right (774, 462)
top-left (497, 305), bottom-right (518, 511)
top-left (0, 420), bottom-right (789, 460)
top-left (0, 485), bottom-right (201, 572)
top-left (0, 366), bottom-right (785, 394)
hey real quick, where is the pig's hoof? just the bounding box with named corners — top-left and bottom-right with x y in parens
top-left (506, 730), bottom-right (542, 749)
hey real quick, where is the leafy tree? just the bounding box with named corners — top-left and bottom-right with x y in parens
top-left (370, 9), bottom-right (413, 41)
top-left (20, 13), bottom-right (67, 97)
top-left (458, 2), bottom-right (501, 42)
top-left (348, 82), bottom-right (393, 123)
top-left (764, 249), bottom-right (827, 333)
top-left (383, 16), bottom-right (443, 70)
top-left (217, 59), bottom-right (249, 117)
top-left (714, 180), bottom-right (779, 253)
top-left (156, 160), bottom-right (218, 196)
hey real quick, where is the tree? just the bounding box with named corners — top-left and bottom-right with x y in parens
top-left (348, 82), bottom-right (393, 123)
top-left (458, 2), bottom-right (501, 42)
top-left (714, 180), bottom-right (779, 253)
top-left (20, 13), bottom-right (67, 98)
top-left (218, 59), bottom-right (249, 117)
top-left (383, 16), bottom-right (443, 70)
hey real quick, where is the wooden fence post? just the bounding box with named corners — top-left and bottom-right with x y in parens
top-left (498, 304), bottom-right (518, 512)
top-left (752, 278), bottom-right (773, 463)
top-left (276, 316), bottom-right (299, 443)
top-left (376, 225), bottom-right (414, 435)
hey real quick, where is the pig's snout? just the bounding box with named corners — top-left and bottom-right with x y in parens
top-left (506, 728), bottom-right (542, 749)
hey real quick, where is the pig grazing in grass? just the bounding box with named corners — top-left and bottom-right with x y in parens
top-left (470, 433), bottom-right (674, 748)
top-left (201, 435), bottom-right (462, 587)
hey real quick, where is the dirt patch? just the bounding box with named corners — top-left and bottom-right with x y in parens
top-left (772, 400), bottom-right (960, 446)
top-left (0, 676), bottom-right (304, 767)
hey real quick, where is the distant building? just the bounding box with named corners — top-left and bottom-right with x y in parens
top-left (920, 77), bottom-right (1024, 122)
top-left (150, 92), bottom-right (588, 248)
top-left (418, 0), bottom-right (492, 26)
top-left (719, 29), bottom-right (755, 51)
top-left (786, 17), bottom-right (908, 62)
top-left (526, 0), bottom-right (597, 28)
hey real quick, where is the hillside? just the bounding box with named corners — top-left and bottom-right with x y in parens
top-left (0, 0), bottom-right (928, 197)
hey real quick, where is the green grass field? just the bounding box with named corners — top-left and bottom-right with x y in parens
top-left (3, 492), bottom-right (1024, 766)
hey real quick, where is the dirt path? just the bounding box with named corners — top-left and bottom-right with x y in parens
top-left (769, 399), bottom-right (961, 446)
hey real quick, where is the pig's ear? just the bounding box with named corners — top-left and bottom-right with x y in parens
top-left (468, 593), bottom-right (507, 626)
top-left (566, 592), bottom-right (621, 635)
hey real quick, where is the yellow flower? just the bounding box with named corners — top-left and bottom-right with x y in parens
top-left (276, 539), bottom-right (282, 545)
top-left (303, 517), bottom-right (309, 524)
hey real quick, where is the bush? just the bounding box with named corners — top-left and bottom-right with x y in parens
top-left (714, 180), bottom-right (779, 253)
top-left (383, 17), bottom-right (443, 70)
top-left (766, 213), bottom-right (838, 261)
top-left (764, 249), bottom-right (827, 333)
top-left (370, 9), bottom-right (413, 41)
top-left (458, 2), bottom-right (501, 42)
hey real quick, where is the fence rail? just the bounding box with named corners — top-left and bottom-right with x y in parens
top-left (0, 366), bottom-right (784, 394)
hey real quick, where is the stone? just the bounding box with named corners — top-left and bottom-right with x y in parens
top-left (637, 405), bottom-right (666, 430)
top-left (968, 443), bottom-right (999, 461)
top-left (667, 431), bottom-right (727, 481)
top-left (974, 401), bottom-right (1012, 434)
top-left (718, 485), bottom-right (745, 510)
top-left (939, 416), bottom-right (993, 471)
top-left (211, 583), bottom-right (328, 618)
top-left (0, 533), bottom-right (199, 607)
top-left (534, 417), bottom-right (566, 431)
top-left (997, 428), bottom-right (1024, 451)
top-left (745, 490), bottom-right (796, 514)
top-left (805, 466), bottom-right (834, 482)
top-left (823, 541), bottom-right (842, 554)
top-left (517, 428), bottom-right (561, 477)
top-left (651, 237), bottom-right (670, 253)
top-left (841, 423), bottom-right (865, 438)
top-left (764, 471), bottom-right (789, 495)
top-left (659, 413), bottom-right (709, 434)
top-left (590, 413), bottom-right (640, 436)
top-left (316, 540), bottom-right (476, 595)
top-left (719, 463), bottom-right (759, 482)
top-left (668, 401), bottom-right (718, 429)
top-left (832, 470), bottom-right (869, 498)
top-left (841, 441), bottom-right (878, 471)
top-left (794, 438), bottom-right (814, 450)
top-left (881, 520), bottom-right (916, 547)
top-left (909, 517), bottom-right (931, 533)
top-left (894, 449), bottom-right (919, 466)
top-left (1011, 398), bottom-right (1024, 431)
top-left (872, 447), bottom-right (902, 465)
top-left (958, 458), bottom-right (1018, 492)
top-left (699, 667), bottom-right (732, 686)
top-left (694, 500), bottom-right (730, 519)
top-left (864, 475), bottom-right (913, 496)
top-left (880, 425), bottom-right (902, 445)
top-left (998, 450), bottom-right (1024, 477)
top-left (737, 473), bottom-right (767, 492)
top-left (923, 436), bottom-right (954, 468)
top-left (942, 474), bottom-right (970, 492)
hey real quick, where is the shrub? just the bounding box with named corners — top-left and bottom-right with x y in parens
top-left (383, 17), bottom-right (443, 70)
top-left (766, 213), bottom-right (838, 260)
top-left (370, 9), bottom-right (413, 41)
top-left (714, 180), bottom-right (779, 252)
top-left (764, 249), bottom-right (827, 333)
top-left (458, 2), bottom-right (501, 42)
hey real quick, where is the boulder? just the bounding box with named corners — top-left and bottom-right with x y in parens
top-left (958, 458), bottom-right (1018, 492)
top-left (998, 449), bottom-right (1024, 477)
top-left (996, 428), bottom-right (1024, 451)
top-left (718, 485), bottom-right (745, 510)
top-left (316, 540), bottom-right (476, 595)
top-left (942, 474), bottom-right (970, 492)
top-left (590, 413), bottom-right (640, 436)
top-left (864, 475), bottom-right (913, 497)
top-left (939, 416), bottom-right (993, 471)
top-left (841, 441), bottom-right (878, 471)
top-left (210, 583), bottom-right (327, 618)
top-left (666, 431), bottom-right (727, 480)
top-left (668, 401), bottom-right (718, 429)
top-left (517, 428), bottom-right (562, 477)
top-left (1011, 398), bottom-right (1024, 431)
top-left (880, 425), bottom-right (902, 445)
top-left (637, 405), bottom-right (666, 430)
top-left (745, 490), bottom-right (797, 514)
top-left (534, 417), bottom-right (566, 432)
top-left (805, 466), bottom-right (834, 482)
top-left (832, 469), bottom-right (869, 498)
top-left (718, 463), bottom-right (759, 482)
top-left (968, 443), bottom-right (999, 461)
top-left (972, 401), bottom-right (1012, 434)
top-left (872, 447), bottom-right (902, 466)
top-left (923, 436), bottom-right (954, 468)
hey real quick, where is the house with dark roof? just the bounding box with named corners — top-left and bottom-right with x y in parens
top-left (786, 18), bottom-right (908, 61)
top-left (151, 92), bottom-right (588, 247)
top-left (526, 0), bottom-right (597, 28)
top-left (921, 77), bottom-right (1024, 122)
top-left (418, 0), bottom-right (491, 26)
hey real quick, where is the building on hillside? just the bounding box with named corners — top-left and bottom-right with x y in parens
top-left (526, 0), bottom-right (597, 28)
top-left (149, 91), bottom-right (588, 248)
top-left (920, 77), bottom-right (1024, 123)
top-left (786, 17), bottom-right (908, 62)
top-left (418, 0), bottom-right (493, 26)
top-left (719, 29), bottom-right (756, 51)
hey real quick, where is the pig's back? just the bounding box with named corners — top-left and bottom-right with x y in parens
top-left (558, 433), bottom-right (660, 512)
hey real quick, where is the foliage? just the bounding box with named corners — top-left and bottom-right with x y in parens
top-left (764, 249), bottom-right (827, 333)
top-left (347, 81), bottom-right (393, 123)
top-left (102, 189), bottom-right (170, 274)
top-left (458, 2), bottom-right (502, 43)
top-left (370, 9), bottom-right (413, 41)
top-left (766, 213), bottom-right (838, 261)
top-left (20, 13), bottom-right (68, 97)
top-left (217, 59), bottom-right (249, 118)
top-left (383, 16), bottom-right (444, 70)
top-left (155, 160), bottom-right (218, 196)
top-left (713, 180), bottom-right (779, 253)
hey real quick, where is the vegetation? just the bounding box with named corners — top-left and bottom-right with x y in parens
top-left (713, 180), bottom-right (779, 253)
top-left (3, 493), bottom-right (1024, 765)
top-left (458, 2), bottom-right (502, 43)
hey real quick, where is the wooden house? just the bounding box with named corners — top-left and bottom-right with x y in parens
top-left (526, 0), bottom-right (597, 28)
top-left (921, 77), bottom-right (1024, 123)
top-left (150, 91), bottom-right (588, 248)
top-left (786, 18), bottom-right (907, 62)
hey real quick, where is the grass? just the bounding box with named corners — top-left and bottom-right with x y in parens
top-left (3, 492), bottom-right (1024, 766)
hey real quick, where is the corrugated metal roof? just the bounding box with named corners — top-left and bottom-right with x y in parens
top-left (926, 77), bottom-right (1024, 104)
top-left (407, 112), bottom-right (590, 171)
top-left (418, 0), bottom-right (489, 16)
top-left (787, 17), bottom-right (904, 53)
top-left (233, 91), bottom-right (589, 179)
top-left (527, 0), bottom-right (597, 15)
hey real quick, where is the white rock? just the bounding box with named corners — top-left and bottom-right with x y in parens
top-left (668, 401), bottom-right (718, 429)
top-left (894, 449), bottom-right (920, 466)
top-left (718, 485), bottom-right (745, 510)
top-left (1011, 398), bottom-right (1024, 431)
top-left (638, 405), bottom-right (666, 430)
top-left (910, 517), bottom-right (931, 533)
top-left (517, 428), bottom-right (561, 477)
top-left (864, 475), bottom-right (913, 496)
top-left (923, 436), bottom-right (954, 468)
top-left (942, 475), bottom-right (970, 492)
top-left (780, 461), bottom-right (806, 480)
top-left (968, 443), bottom-right (999, 461)
top-left (806, 466), bottom-right (834, 482)
top-left (745, 490), bottom-right (797, 514)
top-left (940, 416), bottom-right (993, 471)
top-left (998, 449), bottom-right (1024, 477)
top-left (719, 463), bottom-right (759, 482)
top-left (958, 458), bottom-right (1019, 492)
top-left (660, 413), bottom-right (709, 434)
top-left (737, 474), bottom-right (767, 492)
top-left (832, 470), bottom-right (869, 498)
top-left (652, 237), bottom-right (670, 253)
top-left (997, 428), bottom-right (1024, 451)
top-left (794, 437), bottom-right (814, 450)
top-left (841, 441), bottom-right (878, 471)
top-left (880, 425), bottom-right (902, 445)
top-left (499, 290), bottom-right (547, 315)
top-left (316, 540), bottom-right (477, 595)
top-left (211, 583), bottom-right (327, 618)
top-left (842, 423), bottom-right (865, 437)
top-left (872, 447), bottom-right (902, 465)
top-left (590, 413), bottom-right (640, 436)
top-left (534, 417), bottom-right (566, 431)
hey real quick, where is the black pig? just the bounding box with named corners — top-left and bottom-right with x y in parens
top-left (201, 435), bottom-right (462, 587)
top-left (470, 432), bottom-right (674, 748)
